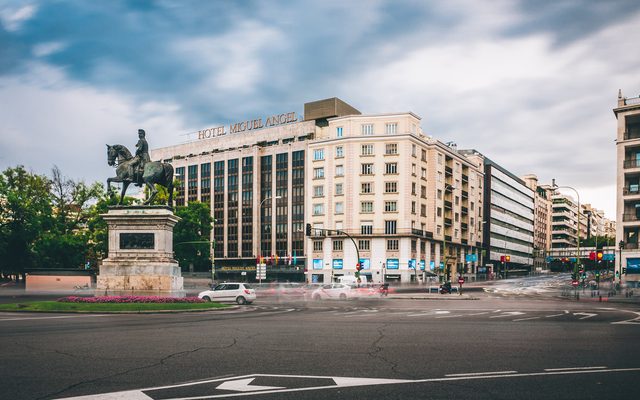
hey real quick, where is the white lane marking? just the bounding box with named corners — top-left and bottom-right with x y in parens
top-left (434, 311), bottom-right (450, 314)
top-left (217, 378), bottom-right (284, 392)
top-left (573, 312), bottom-right (597, 320)
top-left (513, 317), bottom-right (540, 322)
top-left (544, 366), bottom-right (606, 372)
top-left (0, 314), bottom-right (113, 322)
top-left (466, 312), bottom-right (489, 316)
top-left (406, 313), bottom-right (433, 317)
top-left (545, 313), bottom-right (565, 318)
top-left (57, 368), bottom-right (640, 400)
top-left (611, 310), bottom-right (640, 325)
top-left (435, 314), bottom-right (463, 319)
top-left (492, 310), bottom-right (502, 313)
top-left (445, 370), bottom-right (517, 377)
top-left (490, 312), bottom-right (525, 319)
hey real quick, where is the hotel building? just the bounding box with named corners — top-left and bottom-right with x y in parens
top-left (614, 89), bottom-right (640, 284)
top-left (152, 97), bottom-right (485, 284)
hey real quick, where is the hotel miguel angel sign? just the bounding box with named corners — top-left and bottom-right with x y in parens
top-left (196, 111), bottom-right (298, 140)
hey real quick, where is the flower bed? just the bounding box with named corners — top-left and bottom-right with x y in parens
top-left (58, 296), bottom-right (205, 303)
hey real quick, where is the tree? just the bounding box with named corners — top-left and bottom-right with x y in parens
top-left (173, 202), bottom-right (213, 272)
top-left (0, 166), bottom-right (53, 281)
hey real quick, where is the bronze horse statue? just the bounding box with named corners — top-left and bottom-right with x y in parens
top-left (106, 144), bottom-right (174, 206)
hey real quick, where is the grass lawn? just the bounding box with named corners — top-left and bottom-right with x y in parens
top-left (0, 301), bottom-right (230, 312)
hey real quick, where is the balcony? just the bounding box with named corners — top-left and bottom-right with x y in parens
top-left (623, 213), bottom-right (640, 222)
top-left (445, 166), bottom-right (452, 175)
top-left (461, 222), bottom-right (468, 230)
top-left (624, 159), bottom-right (640, 169)
top-left (462, 174), bottom-right (468, 183)
top-left (623, 187), bottom-right (640, 196)
top-left (461, 238), bottom-right (468, 245)
top-left (624, 130), bottom-right (640, 140)
top-left (461, 206), bottom-right (468, 214)
top-left (462, 190), bottom-right (468, 199)
top-left (444, 200), bottom-right (452, 209)
top-left (444, 217), bottom-right (453, 226)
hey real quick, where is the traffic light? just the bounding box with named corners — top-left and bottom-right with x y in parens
top-left (356, 262), bottom-right (362, 271)
top-left (505, 255), bottom-right (511, 262)
top-left (597, 252), bottom-right (603, 261)
top-left (305, 223), bottom-right (311, 236)
top-left (500, 255), bottom-right (505, 262)
top-left (589, 252), bottom-right (596, 261)
top-left (622, 267), bottom-right (627, 274)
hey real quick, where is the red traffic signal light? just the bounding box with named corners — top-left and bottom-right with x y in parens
top-left (355, 263), bottom-right (362, 271)
top-left (500, 255), bottom-right (505, 262)
top-left (589, 252), bottom-right (596, 261)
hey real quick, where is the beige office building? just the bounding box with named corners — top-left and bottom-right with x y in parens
top-left (306, 106), bottom-right (484, 284)
top-left (614, 89), bottom-right (640, 284)
top-left (522, 175), bottom-right (553, 271)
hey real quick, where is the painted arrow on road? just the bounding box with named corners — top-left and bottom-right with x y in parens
top-left (573, 312), bottom-right (597, 320)
top-left (217, 378), bottom-right (284, 392)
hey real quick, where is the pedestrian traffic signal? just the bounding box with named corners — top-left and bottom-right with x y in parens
top-left (305, 223), bottom-right (311, 236)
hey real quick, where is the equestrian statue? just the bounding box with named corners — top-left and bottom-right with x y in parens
top-left (106, 129), bottom-right (174, 206)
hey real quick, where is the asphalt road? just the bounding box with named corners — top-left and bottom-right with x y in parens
top-left (1, 293), bottom-right (639, 399)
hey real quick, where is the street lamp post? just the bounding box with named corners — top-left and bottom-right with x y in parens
top-left (258, 195), bottom-right (281, 284)
top-left (442, 184), bottom-right (456, 283)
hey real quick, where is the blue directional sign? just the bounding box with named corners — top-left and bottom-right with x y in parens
top-left (409, 259), bottom-right (416, 269)
top-left (359, 258), bottom-right (371, 270)
top-left (313, 259), bottom-right (323, 270)
top-left (603, 254), bottom-right (615, 261)
top-left (465, 254), bottom-right (477, 262)
top-left (420, 260), bottom-right (426, 270)
top-left (386, 258), bottom-right (399, 269)
top-left (430, 261), bottom-right (435, 271)
top-left (332, 259), bottom-right (343, 269)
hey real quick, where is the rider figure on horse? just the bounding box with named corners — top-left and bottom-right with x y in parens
top-left (129, 129), bottom-right (151, 187)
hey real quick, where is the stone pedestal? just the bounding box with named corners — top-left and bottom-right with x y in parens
top-left (97, 206), bottom-right (184, 297)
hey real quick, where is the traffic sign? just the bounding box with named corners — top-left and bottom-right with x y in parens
top-left (571, 280), bottom-right (579, 287)
top-left (458, 277), bottom-right (464, 285)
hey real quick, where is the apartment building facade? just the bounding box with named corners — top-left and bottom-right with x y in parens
top-left (614, 89), bottom-right (640, 284)
top-left (522, 174), bottom-right (553, 271)
top-left (307, 112), bottom-right (484, 284)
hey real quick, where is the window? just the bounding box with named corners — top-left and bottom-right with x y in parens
top-left (385, 201), bottom-right (397, 212)
top-left (421, 149), bottom-right (427, 161)
top-left (359, 240), bottom-right (370, 250)
top-left (361, 124), bottom-right (374, 135)
top-left (335, 183), bottom-right (343, 195)
top-left (313, 204), bottom-right (324, 215)
top-left (412, 144), bottom-right (417, 157)
top-left (361, 144), bottom-right (374, 155)
top-left (411, 201), bottom-right (416, 214)
top-left (421, 168), bottom-right (427, 179)
top-left (335, 164), bottom-right (344, 177)
top-left (361, 163), bottom-right (374, 175)
top-left (335, 202), bottom-right (344, 214)
top-left (385, 220), bottom-right (397, 234)
top-left (313, 185), bottom-right (324, 197)
top-left (421, 204), bottom-right (426, 217)
top-left (361, 221), bottom-right (373, 235)
top-left (455, 213), bottom-right (459, 222)
top-left (385, 162), bottom-right (398, 174)
top-left (313, 241), bottom-right (323, 251)
top-left (333, 240), bottom-right (343, 251)
top-left (313, 167), bottom-right (324, 179)
top-left (361, 201), bottom-right (374, 213)
top-left (412, 164), bottom-right (417, 175)
top-left (437, 225), bottom-right (442, 235)
top-left (471, 202), bottom-right (475, 211)
top-left (313, 149), bottom-right (324, 161)
top-left (412, 182), bottom-right (417, 195)
top-left (455, 196), bottom-right (459, 205)
top-left (385, 143), bottom-right (398, 154)
top-left (387, 239), bottom-right (399, 250)
top-left (336, 126), bottom-right (343, 138)
top-left (361, 182), bottom-right (373, 194)
top-left (437, 172), bottom-right (443, 182)
top-left (421, 185), bottom-right (427, 198)
top-left (437, 189), bottom-right (442, 199)
top-left (385, 123), bottom-right (398, 134)
top-left (336, 146), bottom-right (344, 158)
top-left (438, 153), bottom-right (443, 164)
top-left (437, 207), bottom-right (442, 217)
top-left (385, 181), bottom-right (397, 193)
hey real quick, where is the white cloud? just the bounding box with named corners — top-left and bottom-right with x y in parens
top-left (0, 62), bottom-right (187, 185)
top-left (32, 41), bottom-right (67, 57)
top-left (0, 3), bottom-right (36, 32)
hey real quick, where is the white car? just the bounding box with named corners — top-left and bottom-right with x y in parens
top-left (310, 283), bottom-right (355, 300)
top-left (198, 283), bottom-right (256, 305)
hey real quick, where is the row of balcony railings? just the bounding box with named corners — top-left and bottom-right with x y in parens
top-left (623, 159), bottom-right (640, 168)
top-left (310, 228), bottom-right (434, 239)
top-left (623, 186), bottom-right (640, 195)
top-left (622, 213), bottom-right (640, 222)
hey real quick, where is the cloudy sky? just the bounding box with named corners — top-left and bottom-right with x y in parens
top-left (1, 0), bottom-right (639, 218)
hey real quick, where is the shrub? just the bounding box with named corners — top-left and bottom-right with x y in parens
top-left (57, 296), bottom-right (205, 303)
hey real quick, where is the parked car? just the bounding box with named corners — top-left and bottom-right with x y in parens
top-left (198, 283), bottom-right (256, 305)
top-left (310, 283), bottom-right (355, 300)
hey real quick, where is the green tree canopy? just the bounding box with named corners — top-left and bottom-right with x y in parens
top-left (173, 202), bottom-right (213, 272)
